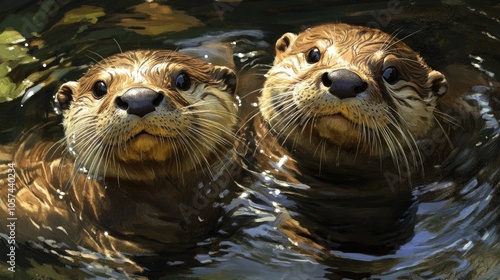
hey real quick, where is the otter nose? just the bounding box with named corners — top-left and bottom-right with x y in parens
top-left (321, 69), bottom-right (368, 99)
top-left (115, 87), bottom-right (164, 117)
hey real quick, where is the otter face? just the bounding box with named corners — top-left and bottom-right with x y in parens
top-left (260, 24), bottom-right (448, 166)
top-left (56, 50), bottom-right (238, 179)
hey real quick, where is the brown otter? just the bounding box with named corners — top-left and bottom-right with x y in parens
top-left (1, 50), bottom-right (240, 258)
top-left (243, 23), bottom-right (491, 259)
top-left (256, 23), bottom-right (450, 180)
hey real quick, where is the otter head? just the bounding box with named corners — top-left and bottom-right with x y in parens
top-left (260, 24), bottom-right (448, 172)
top-left (56, 50), bottom-right (238, 181)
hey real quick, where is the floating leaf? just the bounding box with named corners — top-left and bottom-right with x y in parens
top-left (55, 5), bottom-right (105, 26)
top-left (0, 29), bottom-right (25, 45)
top-left (115, 3), bottom-right (203, 35)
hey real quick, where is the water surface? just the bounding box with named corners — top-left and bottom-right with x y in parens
top-left (0, 0), bottom-right (499, 279)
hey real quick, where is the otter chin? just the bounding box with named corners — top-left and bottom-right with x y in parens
top-left (258, 23), bottom-right (449, 176)
top-left (6, 50), bottom-right (240, 256)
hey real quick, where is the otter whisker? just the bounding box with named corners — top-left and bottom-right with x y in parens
top-left (195, 117), bottom-right (239, 138)
top-left (290, 105), bottom-right (316, 151)
top-left (174, 125), bottom-right (208, 177)
top-left (185, 107), bottom-right (240, 120)
top-left (353, 108), bottom-right (366, 162)
top-left (431, 113), bottom-right (455, 149)
top-left (240, 88), bottom-right (292, 129)
top-left (99, 125), bottom-right (122, 180)
top-left (77, 136), bottom-right (106, 179)
top-left (193, 117), bottom-right (239, 148)
top-left (263, 94), bottom-right (295, 121)
top-left (100, 140), bottom-right (114, 181)
top-left (190, 125), bottom-right (235, 150)
top-left (434, 109), bottom-right (458, 127)
top-left (367, 115), bottom-right (379, 155)
top-left (270, 101), bottom-right (305, 145)
top-left (73, 122), bottom-right (115, 175)
top-left (182, 136), bottom-right (216, 179)
top-left (381, 30), bottom-right (421, 54)
top-left (377, 121), bottom-right (403, 177)
top-left (268, 104), bottom-right (301, 134)
top-left (238, 86), bottom-right (265, 100)
top-left (278, 115), bottom-right (304, 148)
top-left (167, 137), bottom-right (182, 183)
top-left (187, 128), bottom-right (233, 177)
top-left (251, 99), bottom-right (297, 149)
top-left (385, 107), bottom-right (424, 171)
top-left (314, 138), bottom-right (328, 174)
top-left (112, 38), bottom-right (123, 53)
top-left (47, 137), bottom-right (69, 160)
top-left (379, 27), bottom-right (405, 54)
top-left (86, 50), bottom-right (106, 63)
top-left (378, 112), bottom-right (420, 182)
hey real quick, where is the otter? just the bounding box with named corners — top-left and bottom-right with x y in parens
top-left (243, 23), bottom-right (493, 258)
top-left (1, 50), bottom-right (240, 257)
top-left (256, 23), bottom-right (450, 181)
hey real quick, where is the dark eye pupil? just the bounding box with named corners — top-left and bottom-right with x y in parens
top-left (306, 47), bottom-right (321, 63)
top-left (93, 81), bottom-right (107, 98)
top-left (382, 67), bottom-right (399, 84)
top-left (175, 73), bottom-right (191, 90)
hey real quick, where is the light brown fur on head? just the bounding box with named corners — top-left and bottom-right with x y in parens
top-left (259, 23), bottom-right (449, 172)
top-left (56, 50), bottom-right (238, 182)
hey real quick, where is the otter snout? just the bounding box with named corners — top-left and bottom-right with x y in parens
top-left (321, 69), bottom-right (367, 99)
top-left (115, 87), bottom-right (164, 117)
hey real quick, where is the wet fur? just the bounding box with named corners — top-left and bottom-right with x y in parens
top-left (243, 23), bottom-right (465, 260)
top-left (259, 23), bottom-right (450, 178)
top-left (2, 50), bottom-right (240, 257)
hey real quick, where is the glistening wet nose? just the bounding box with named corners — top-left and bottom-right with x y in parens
top-left (115, 87), bottom-right (164, 117)
top-left (321, 69), bottom-right (368, 99)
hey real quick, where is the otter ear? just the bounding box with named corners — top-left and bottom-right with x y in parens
top-left (212, 66), bottom-right (237, 94)
top-left (428, 70), bottom-right (448, 97)
top-left (56, 81), bottom-right (78, 110)
top-left (275, 32), bottom-right (297, 64)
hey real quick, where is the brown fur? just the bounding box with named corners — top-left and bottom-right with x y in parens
top-left (259, 23), bottom-right (449, 175)
top-left (246, 23), bottom-right (498, 263)
top-left (2, 50), bottom-right (240, 258)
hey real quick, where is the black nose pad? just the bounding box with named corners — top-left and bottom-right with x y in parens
top-left (115, 87), bottom-right (164, 117)
top-left (321, 69), bottom-right (368, 99)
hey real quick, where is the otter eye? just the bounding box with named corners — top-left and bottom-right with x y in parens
top-left (92, 81), bottom-right (107, 99)
top-left (306, 47), bottom-right (321, 64)
top-left (382, 67), bottom-right (399, 84)
top-left (175, 73), bottom-right (191, 91)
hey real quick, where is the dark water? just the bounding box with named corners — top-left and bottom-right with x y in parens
top-left (0, 0), bottom-right (499, 279)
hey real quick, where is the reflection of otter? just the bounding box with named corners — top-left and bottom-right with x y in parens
top-left (246, 23), bottom-right (459, 264)
top-left (3, 50), bottom-right (240, 256)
